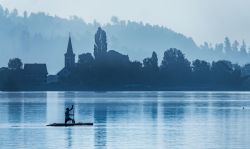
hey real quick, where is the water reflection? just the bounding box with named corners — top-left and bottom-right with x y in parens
top-left (7, 92), bottom-right (23, 123)
top-left (66, 128), bottom-right (73, 149)
top-left (94, 103), bottom-right (107, 148)
top-left (6, 92), bottom-right (48, 124)
top-left (0, 91), bottom-right (250, 149)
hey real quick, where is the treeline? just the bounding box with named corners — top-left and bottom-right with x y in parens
top-left (200, 37), bottom-right (249, 61)
top-left (1, 27), bottom-right (250, 91)
top-left (59, 28), bottom-right (249, 90)
top-left (0, 5), bottom-right (198, 73)
top-left (1, 5), bottom-right (250, 73)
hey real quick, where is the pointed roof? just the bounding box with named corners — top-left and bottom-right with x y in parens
top-left (66, 34), bottom-right (74, 54)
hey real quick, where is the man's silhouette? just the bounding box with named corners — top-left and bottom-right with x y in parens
top-left (65, 105), bottom-right (75, 124)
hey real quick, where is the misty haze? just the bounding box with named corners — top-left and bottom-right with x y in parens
top-left (1, 1), bottom-right (250, 149)
top-left (0, 6), bottom-right (250, 74)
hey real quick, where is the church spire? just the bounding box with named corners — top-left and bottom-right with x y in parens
top-left (64, 33), bottom-right (75, 68)
top-left (67, 33), bottom-right (73, 54)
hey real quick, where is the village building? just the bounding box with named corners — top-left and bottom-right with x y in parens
top-left (57, 35), bottom-right (76, 79)
top-left (24, 63), bottom-right (48, 84)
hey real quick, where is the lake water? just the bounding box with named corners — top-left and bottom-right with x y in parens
top-left (0, 91), bottom-right (249, 149)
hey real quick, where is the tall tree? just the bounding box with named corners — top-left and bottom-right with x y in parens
top-left (160, 48), bottom-right (191, 83)
top-left (94, 27), bottom-right (108, 60)
top-left (200, 42), bottom-right (209, 50)
top-left (211, 60), bottom-right (233, 84)
top-left (142, 51), bottom-right (159, 84)
top-left (215, 43), bottom-right (224, 52)
top-left (232, 40), bottom-right (239, 51)
top-left (192, 59), bottom-right (211, 83)
top-left (240, 40), bottom-right (247, 55)
top-left (143, 51), bottom-right (158, 72)
top-left (224, 37), bottom-right (231, 52)
top-left (8, 58), bottom-right (23, 70)
top-left (151, 51), bottom-right (158, 71)
top-left (192, 59), bottom-right (210, 74)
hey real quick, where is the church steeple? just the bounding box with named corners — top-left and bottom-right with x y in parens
top-left (67, 34), bottom-right (73, 54)
top-left (64, 34), bottom-right (75, 68)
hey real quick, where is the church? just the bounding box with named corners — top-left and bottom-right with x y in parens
top-left (57, 35), bottom-right (76, 79)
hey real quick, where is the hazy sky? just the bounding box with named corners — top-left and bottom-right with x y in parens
top-left (1, 0), bottom-right (250, 45)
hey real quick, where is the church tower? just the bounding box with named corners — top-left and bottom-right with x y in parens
top-left (64, 35), bottom-right (75, 69)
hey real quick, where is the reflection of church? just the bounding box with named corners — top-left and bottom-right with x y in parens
top-left (57, 35), bottom-right (76, 78)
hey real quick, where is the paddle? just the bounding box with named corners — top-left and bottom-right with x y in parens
top-left (72, 105), bottom-right (74, 123)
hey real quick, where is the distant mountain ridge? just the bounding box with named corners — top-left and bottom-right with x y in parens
top-left (0, 5), bottom-right (249, 73)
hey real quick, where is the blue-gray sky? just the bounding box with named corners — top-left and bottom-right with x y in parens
top-left (0, 0), bottom-right (250, 45)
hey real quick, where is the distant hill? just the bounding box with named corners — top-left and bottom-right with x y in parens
top-left (0, 5), bottom-right (249, 73)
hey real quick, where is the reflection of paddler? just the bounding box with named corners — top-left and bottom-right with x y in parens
top-left (65, 105), bottom-right (75, 124)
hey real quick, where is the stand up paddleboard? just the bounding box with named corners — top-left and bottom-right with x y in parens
top-left (47, 105), bottom-right (94, 127)
top-left (47, 122), bottom-right (93, 127)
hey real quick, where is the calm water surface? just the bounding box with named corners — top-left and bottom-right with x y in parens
top-left (0, 91), bottom-right (249, 149)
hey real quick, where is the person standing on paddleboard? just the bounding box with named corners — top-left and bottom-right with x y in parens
top-left (65, 105), bottom-right (75, 124)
